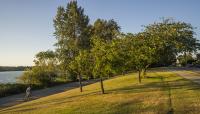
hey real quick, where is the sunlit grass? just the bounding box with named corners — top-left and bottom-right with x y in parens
top-left (1, 70), bottom-right (200, 114)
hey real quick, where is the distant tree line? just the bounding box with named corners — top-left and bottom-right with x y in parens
top-left (0, 66), bottom-right (31, 72)
top-left (19, 1), bottom-right (200, 94)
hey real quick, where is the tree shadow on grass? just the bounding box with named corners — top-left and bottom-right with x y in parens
top-left (2, 75), bottom-right (200, 114)
top-left (0, 91), bottom-right (100, 113)
top-left (105, 78), bottom-right (189, 95)
top-left (106, 76), bottom-right (200, 114)
top-left (107, 99), bottom-right (142, 114)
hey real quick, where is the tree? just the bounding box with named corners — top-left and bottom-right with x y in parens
top-left (124, 33), bottom-right (156, 83)
top-left (177, 53), bottom-right (194, 66)
top-left (34, 50), bottom-right (57, 68)
top-left (19, 50), bottom-right (58, 86)
top-left (111, 33), bottom-right (136, 75)
top-left (144, 18), bottom-right (200, 66)
top-left (92, 19), bottom-right (120, 42)
top-left (91, 38), bottom-right (113, 94)
top-left (18, 68), bottom-right (35, 85)
top-left (196, 53), bottom-right (200, 61)
top-left (54, 1), bottom-right (91, 81)
top-left (69, 50), bottom-right (93, 92)
top-left (193, 53), bottom-right (200, 67)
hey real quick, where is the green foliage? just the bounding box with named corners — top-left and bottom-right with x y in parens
top-left (34, 50), bottom-right (57, 66)
top-left (18, 2), bottom-right (200, 93)
top-left (144, 18), bottom-right (200, 66)
top-left (177, 53), bottom-right (195, 66)
top-left (53, 1), bottom-right (91, 80)
top-left (196, 53), bottom-right (200, 61)
top-left (0, 83), bottom-right (44, 98)
top-left (131, 33), bottom-right (156, 71)
top-left (92, 19), bottom-right (120, 41)
top-left (54, 1), bottom-right (91, 50)
top-left (113, 33), bottom-right (157, 83)
top-left (91, 38), bottom-right (113, 78)
top-left (18, 51), bottom-right (58, 86)
top-left (19, 67), bottom-right (57, 86)
top-left (69, 50), bottom-right (93, 80)
top-left (0, 83), bottom-right (27, 98)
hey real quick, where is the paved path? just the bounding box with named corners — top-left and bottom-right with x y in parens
top-left (169, 67), bottom-right (200, 84)
top-left (0, 80), bottom-right (96, 108)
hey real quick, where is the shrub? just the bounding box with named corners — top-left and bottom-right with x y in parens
top-left (18, 67), bottom-right (57, 87)
top-left (0, 83), bottom-right (43, 98)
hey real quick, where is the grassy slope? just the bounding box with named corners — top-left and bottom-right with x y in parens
top-left (1, 70), bottom-right (200, 114)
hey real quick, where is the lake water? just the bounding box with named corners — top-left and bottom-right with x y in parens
top-left (0, 71), bottom-right (23, 83)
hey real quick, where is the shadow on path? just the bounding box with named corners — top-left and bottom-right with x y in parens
top-left (0, 79), bottom-right (97, 108)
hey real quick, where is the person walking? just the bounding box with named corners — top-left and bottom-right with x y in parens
top-left (24, 86), bottom-right (31, 101)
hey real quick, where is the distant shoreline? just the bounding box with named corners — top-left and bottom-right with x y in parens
top-left (0, 66), bottom-right (31, 72)
top-left (0, 70), bottom-right (24, 72)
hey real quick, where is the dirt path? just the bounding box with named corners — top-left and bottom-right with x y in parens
top-left (0, 80), bottom-right (96, 108)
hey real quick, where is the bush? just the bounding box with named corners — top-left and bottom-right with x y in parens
top-left (0, 83), bottom-right (26, 97)
top-left (0, 83), bottom-right (42, 98)
top-left (177, 54), bottom-right (195, 66)
top-left (18, 67), bottom-right (58, 87)
top-left (193, 60), bottom-right (200, 67)
top-left (0, 80), bottom-right (68, 98)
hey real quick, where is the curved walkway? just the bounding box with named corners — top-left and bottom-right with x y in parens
top-left (0, 80), bottom-right (96, 108)
top-left (169, 67), bottom-right (200, 84)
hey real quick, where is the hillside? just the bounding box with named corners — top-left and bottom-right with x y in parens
top-left (1, 70), bottom-right (200, 114)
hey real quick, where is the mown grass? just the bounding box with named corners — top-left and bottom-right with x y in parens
top-left (1, 70), bottom-right (200, 114)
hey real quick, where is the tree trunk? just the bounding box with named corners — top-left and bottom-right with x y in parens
top-left (100, 77), bottom-right (105, 94)
top-left (138, 70), bottom-right (141, 83)
top-left (108, 74), bottom-right (110, 79)
top-left (184, 51), bottom-right (187, 66)
top-left (122, 70), bottom-right (125, 76)
top-left (78, 74), bottom-right (83, 92)
top-left (87, 76), bottom-right (90, 80)
top-left (143, 65), bottom-right (149, 78)
top-left (143, 69), bottom-right (146, 76)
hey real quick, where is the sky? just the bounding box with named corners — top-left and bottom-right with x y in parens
top-left (0, 0), bottom-right (200, 66)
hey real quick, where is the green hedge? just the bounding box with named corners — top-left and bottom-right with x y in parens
top-left (0, 81), bottom-right (68, 98)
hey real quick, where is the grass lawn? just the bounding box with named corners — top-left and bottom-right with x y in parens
top-left (1, 70), bottom-right (200, 114)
